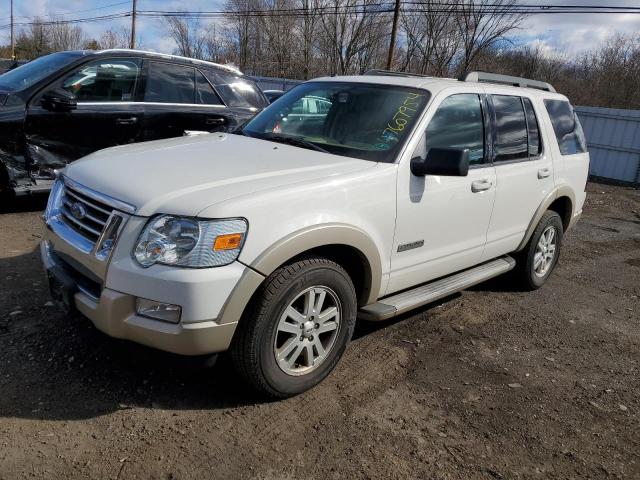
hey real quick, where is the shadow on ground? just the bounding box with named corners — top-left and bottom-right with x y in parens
top-left (0, 193), bottom-right (48, 214)
top-left (0, 243), bottom-right (524, 422)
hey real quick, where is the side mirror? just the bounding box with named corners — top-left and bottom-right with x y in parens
top-left (410, 148), bottom-right (470, 177)
top-left (41, 89), bottom-right (77, 112)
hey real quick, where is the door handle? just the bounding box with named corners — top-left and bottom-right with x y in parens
top-left (205, 117), bottom-right (225, 126)
top-left (115, 117), bottom-right (138, 125)
top-left (471, 178), bottom-right (492, 193)
top-left (538, 168), bottom-right (551, 179)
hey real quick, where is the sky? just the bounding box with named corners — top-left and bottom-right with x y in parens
top-left (1, 0), bottom-right (640, 58)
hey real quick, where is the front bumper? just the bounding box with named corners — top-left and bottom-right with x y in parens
top-left (41, 240), bottom-right (255, 356)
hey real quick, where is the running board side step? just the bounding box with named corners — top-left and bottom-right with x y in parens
top-left (359, 256), bottom-right (516, 321)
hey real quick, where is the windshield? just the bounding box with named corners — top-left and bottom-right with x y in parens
top-left (241, 82), bottom-right (430, 162)
top-left (0, 52), bottom-right (82, 91)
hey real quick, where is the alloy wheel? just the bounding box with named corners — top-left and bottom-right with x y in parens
top-left (273, 286), bottom-right (341, 376)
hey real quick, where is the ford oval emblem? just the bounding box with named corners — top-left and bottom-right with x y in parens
top-left (69, 202), bottom-right (87, 220)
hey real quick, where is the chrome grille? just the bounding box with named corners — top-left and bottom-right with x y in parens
top-left (60, 184), bottom-right (113, 244)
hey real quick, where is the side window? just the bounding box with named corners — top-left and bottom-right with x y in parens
top-left (424, 93), bottom-right (485, 165)
top-left (544, 99), bottom-right (587, 155)
top-left (523, 98), bottom-right (542, 157)
top-left (207, 71), bottom-right (268, 109)
top-left (196, 71), bottom-right (223, 105)
top-left (491, 95), bottom-right (528, 162)
top-left (61, 58), bottom-right (141, 102)
top-left (144, 62), bottom-right (195, 104)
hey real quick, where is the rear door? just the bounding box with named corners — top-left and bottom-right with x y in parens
top-left (24, 57), bottom-right (143, 166)
top-left (141, 61), bottom-right (232, 140)
top-left (481, 93), bottom-right (555, 261)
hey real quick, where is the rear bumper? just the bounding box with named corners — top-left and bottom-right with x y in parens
top-left (41, 240), bottom-right (241, 356)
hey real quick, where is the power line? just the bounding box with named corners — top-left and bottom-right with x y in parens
top-left (2, 2), bottom-right (640, 31)
top-left (0, 1), bottom-right (132, 21)
top-left (0, 13), bottom-right (131, 31)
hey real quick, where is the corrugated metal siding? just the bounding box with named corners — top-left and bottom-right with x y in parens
top-left (575, 106), bottom-right (640, 184)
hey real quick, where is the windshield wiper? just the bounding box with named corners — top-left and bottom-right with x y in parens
top-left (261, 133), bottom-right (330, 154)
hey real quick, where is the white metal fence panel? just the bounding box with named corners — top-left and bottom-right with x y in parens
top-left (575, 106), bottom-right (640, 184)
top-left (251, 76), bottom-right (303, 92)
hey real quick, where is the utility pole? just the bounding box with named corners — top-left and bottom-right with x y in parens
top-left (10, 0), bottom-right (15, 60)
top-left (386, 0), bottom-right (401, 70)
top-left (130, 0), bottom-right (137, 49)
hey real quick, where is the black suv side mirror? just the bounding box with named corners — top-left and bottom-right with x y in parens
top-left (41, 89), bottom-right (77, 112)
top-left (410, 148), bottom-right (470, 177)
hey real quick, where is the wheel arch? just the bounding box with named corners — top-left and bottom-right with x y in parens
top-left (516, 186), bottom-right (575, 251)
top-left (249, 223), bottom-right (382, 307)
top-left (216, 224), bottom-right (383, 326)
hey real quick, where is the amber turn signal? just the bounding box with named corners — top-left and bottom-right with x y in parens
top-left (213, 233), bottom-right (244, 251)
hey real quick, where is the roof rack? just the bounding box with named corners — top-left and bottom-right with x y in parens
top-left (363, 69), bottom-right (434, 79)
top-left (460, 71), bottom-right (556, 93)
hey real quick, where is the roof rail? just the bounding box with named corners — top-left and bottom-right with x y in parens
top-left (363, 69), bottom-right (433, 79)
top-left (460, 71), bottom-right (556, 93)
top-left (96, 49), bottom-right (243, 75)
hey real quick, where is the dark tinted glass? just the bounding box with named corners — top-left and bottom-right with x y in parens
top-left (208, 71), bottom-right (268, 109)
top-left (523, 98), bottom-right (541, 157)
top-left (424, 94), bottom-right (485, 165)
top-left (492, 95), bottom-right (528, 162)
top-left (145, 62), bottom-right (195, 104)
top-left (62, 58), bottom-right (141, 102)
top-left (0, 51), bottom-right (82, 91)
top-left (544, 99), bottom-right (587, 155)
top-left (196, 71), bottom-right (222, 105)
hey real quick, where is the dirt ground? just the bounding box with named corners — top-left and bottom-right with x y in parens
top-left (0, 182), bottom-right (638, 480)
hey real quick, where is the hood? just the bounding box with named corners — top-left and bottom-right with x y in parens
top-left (64, 133), bottom-right (374, 216)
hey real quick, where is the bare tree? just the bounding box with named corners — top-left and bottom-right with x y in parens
top-left (164, 15), bottom-right (207, 58)
top-left (454, 0), bottom-right (527, 75)
top-left (99, 28), bottom-right (134, 49)
top-left (317, 0), bottom-right (390, 75)
top-left (401, 0), bottom-right (460, 75)
top-left (49, 20), bottom-right (86, 51)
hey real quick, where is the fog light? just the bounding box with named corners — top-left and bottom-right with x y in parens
top-left (136, 298), bottom-right (181, 323)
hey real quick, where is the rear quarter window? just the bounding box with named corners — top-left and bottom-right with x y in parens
top-left (206, 70), bottom-right (268, 109)
top-left (544, 99), bottom-right (587, 155)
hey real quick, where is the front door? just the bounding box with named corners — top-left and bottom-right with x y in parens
top-left (24, 57), bottom-right (144, 176)
top-left (389, 92), bottom-right (496, 294)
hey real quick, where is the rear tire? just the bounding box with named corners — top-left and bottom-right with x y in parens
top-left (230, 256), bottom-right (357, 398)
top-left (515, 210), bottom-right (563, 290)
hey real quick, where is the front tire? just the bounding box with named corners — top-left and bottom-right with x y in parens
top-left (515, 210), bottom-right (563, 290)
top-left (231, 256), bottom-right (357, 398)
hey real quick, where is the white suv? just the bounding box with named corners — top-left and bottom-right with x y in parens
top-left (41, 71), bottom-right (589, 397)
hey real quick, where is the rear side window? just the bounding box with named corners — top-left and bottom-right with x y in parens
top-left (523, 98), bottom-right (542, 157)
top-left (544, 99), bottom-right (587, 155)
top-left (196, 71), bottom-right (222, 105)
top-left (491, 95), bottom-right (528, 162)
top-left (145, 62), bottom-right (195, 104)
top-left (207, 71), bottom-right (268, 109)
top-left (424, 93), bottom-right (485, 165)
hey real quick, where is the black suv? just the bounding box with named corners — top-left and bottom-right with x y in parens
top-left (0, 49), bottom-right (268, 196)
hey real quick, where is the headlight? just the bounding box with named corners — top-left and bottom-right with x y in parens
top-left (133, 215), bottom-right (247, 268)
top-left (44, 178), bottom-right (64, 221)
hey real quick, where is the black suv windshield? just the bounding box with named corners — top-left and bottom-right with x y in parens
top-left (241, 82), bottom-right (430, 162)
top-left (0, 52), bottom-right (82, 91)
